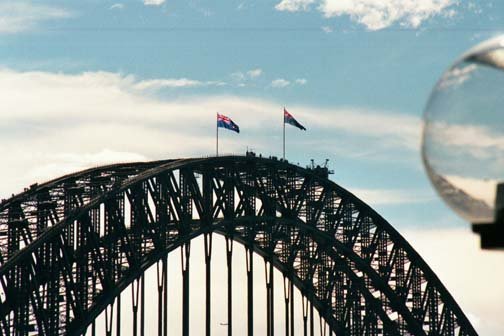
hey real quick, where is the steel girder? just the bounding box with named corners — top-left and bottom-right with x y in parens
top-left (0, 156), bottom-right (477, 335)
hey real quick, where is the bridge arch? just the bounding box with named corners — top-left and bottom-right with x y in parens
top-left (0, 156), bottom-right (477, 335)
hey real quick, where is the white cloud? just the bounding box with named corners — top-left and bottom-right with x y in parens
top-left (303, 107), bottom-right (420, 150)
top-left (144, 0), bottom-right (165, 6)
top-left (133, 78), bottom-right (226, 90)
top-left (237, 2), bottom-right (247, 11)
top-left (0, 68), bottom-right (420, 197)
top-left (231, 71), bottom-right (246, 81)
top-left (437, 64), bottom-right (477, 89)
top-left (321, 25), bottom-right (333, 33)
top-left (425, 121), bottom-right (504, 159)
top-left (231, 69), bottom-right (263, 83)
top-left (27, 149), bottom-right (147, 184)
top-left (351, 188), bottom-right (435, 205)
top-left (295, 78), bottom-right (307, 85)
top-left (423, 121), bottom-right (504, 221)
top-left (271, 78), bottom-right (290, 88)
top-left (275, 0), bottom-right (458, 30)
top-left (190, 3), bottom-right (214, 17)
top-left (319, 0), bottom-right (457, 30)
top-left (247, 68), bottom-right (263, 78)
top-left (0, 2), bottom-right (72, 34)
top-left (444, 175), bottom-right (497, 208)
top-left (275, 0), bottom-right (315, 12)
top-left (110, 3), bottom-right (125, 10)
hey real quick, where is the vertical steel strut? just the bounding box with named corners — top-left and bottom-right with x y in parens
top-left (246, 247), bottom-right (254, 336)
top-left (290, 281), bottom-right (294, 336)
top-left (283, 277), bottom-right (290, 336)
top-left (163, 255), bottom-right (168, 336)
top-left (270, 261), bottom-right (274, 336)
top-left (204, 233), bottom-right (213, 336)
top-left (265, 261), bottom-right (271, 336)
top-left (319, 317), bottom-right (326, 336)
top-left (225, 237), bottom-right (233, 336)
top-left (157, 259), bottom-right (165, 336)
top-left (302, 296), bottom-right (308, 336)
top-left (132, 278), bottom-right (140, 336)
top-left (105, 301), bottom-right (114, 336)
top-left (181, 243), bottom-right (191, 336)
top-left (140, 274), bottom-right (145, 336)
top-left (310, 302), bottom-right (314, 336)
top-left (265, 260), bottom-right (274, 336)
top-left (116, 294), bottom-right (121, 336)
top-left (92, 274), bottom-right (97, 336)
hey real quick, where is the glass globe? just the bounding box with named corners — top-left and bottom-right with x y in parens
top-left (422, 35), bottom-right (504, 224)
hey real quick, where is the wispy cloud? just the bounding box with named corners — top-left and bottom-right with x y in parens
top-left (247, 68), bottom-right (263, 78)
top-left (133, 78), bottom-right (226, 90)
top-left (295, 78), bottom-right (307, 85)
top-left (188, 2), bottom-right (214, 17)
top-left (0, 68), bottom-right (420, 196)
top-left (321, 26), bottom-right (333, 33)
top-left (319, 0), bottom-right (457, 30)
top-left (437, 64), bottom-right (477, 89)
top-left (423, 120), bottom-right (504, 190)
top-left (350, 188), bottom-right (435, 205)
top-left (275, 0), bottom-right (315, 12)
top-left (237, 2), bottom-right (248, 11)
top-left (27, 150), bottom-right (148, 184)
top-left (110, 3), bottom-right (125, 10)
top-left (230, 71), bottom-right (246, 81)
top-left (443, 175), bottom-right (498, 208)
top-left (275, 0), bottom-right (458, 30)
top-left (231, 68), bottom-right (264, 83)
top-left (271, 78), bottom-right (290, 88)
top-left (144, 0), bottom-right (165, 6)
top-left (428, 122), bottom-right (504, 152)
top-left (303, 106), bottom-right (420, 150)
top-left (0, 2), bottom-right (72, 34)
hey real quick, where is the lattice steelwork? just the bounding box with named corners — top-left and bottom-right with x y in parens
top-left (0, 155), bottom-right (477, 336)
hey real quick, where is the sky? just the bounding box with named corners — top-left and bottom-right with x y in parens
top-left (1, 0), bottom-right (504, 335)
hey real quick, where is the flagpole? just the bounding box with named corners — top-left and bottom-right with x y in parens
top-left (283, 107), bottom-right (285, 160)
top-left (216, 113), bottom-right (219, 157)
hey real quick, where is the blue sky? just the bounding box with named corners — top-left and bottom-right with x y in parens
top-left (1, 1), bottom-right (504, 335)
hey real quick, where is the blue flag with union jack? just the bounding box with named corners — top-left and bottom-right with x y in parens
top-left (217, 113), bottom-right (240, 133)
top-left (284, 108), bottom-right (306, 130)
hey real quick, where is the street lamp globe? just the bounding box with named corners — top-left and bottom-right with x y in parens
top-left (422, 35), bottom-right (504, 231)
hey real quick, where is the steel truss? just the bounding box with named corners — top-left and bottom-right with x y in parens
top-left (0, 156), bottom-right (477, 335)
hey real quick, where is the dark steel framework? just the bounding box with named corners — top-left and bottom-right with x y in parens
top-left (0, 155), bottom-right (477, 335)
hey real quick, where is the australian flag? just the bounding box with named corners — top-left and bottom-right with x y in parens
top-left (284, 108), bottom-right (306, 130)
top-left (217, 113), bottom-right (240, 133)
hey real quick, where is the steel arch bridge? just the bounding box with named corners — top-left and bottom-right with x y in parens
top-left (0, 155), bottom-right (477, 336)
